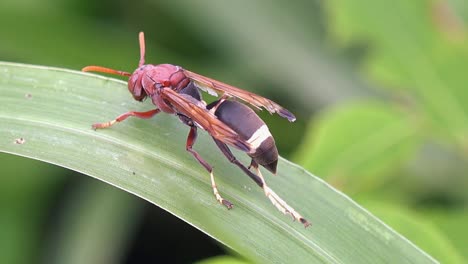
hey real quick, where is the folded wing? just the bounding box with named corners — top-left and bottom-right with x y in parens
top-left (184, 70), bottom-right (296, 122)
top-left (161, 88), bottom-right (253, 152)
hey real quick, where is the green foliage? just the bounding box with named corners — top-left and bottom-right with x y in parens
top-left (195, 256), bottom-right (251, 264)
top-left (1, 0), bottom-right (467, 262)
top-left (295, 101), bottom-right (420, 193)
top-left (293, 0), bottom-right (468, 262)
top-left (362, 201), bottom-right (465, 263)
top-left (325, 0), bottom-right (468, 144)
top-left (0, 62), bottom-right (436, 263)
top-left (426, 208), bottom-right (468, 260)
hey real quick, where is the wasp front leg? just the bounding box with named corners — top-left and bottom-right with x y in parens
top-left (92, 109), bottom-right (160, 129)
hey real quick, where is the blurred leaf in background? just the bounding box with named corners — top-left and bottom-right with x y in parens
top-left (296, 0), bottom-right (468, 262)
top-left (1, 0), bottom-right (467, 263)
top-left (326, 0), bottom-right (468, 143)
top-left (0, 154), bottom-right (65, 264)
top-left (295, 101), bottom-right (421, 193)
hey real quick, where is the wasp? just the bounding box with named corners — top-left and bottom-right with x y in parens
top-left (83, 32), bottom-right (309, 227)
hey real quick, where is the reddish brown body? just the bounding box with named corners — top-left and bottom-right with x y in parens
top-left (82, 32), bottom-right (309, 227)
top-left (129, 64), bottom-right (188, 112)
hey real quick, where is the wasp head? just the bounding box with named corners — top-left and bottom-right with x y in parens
top-left (128, 66), bottom-right (148, 101)
top-left (82, 32), bottom-right (151, 102)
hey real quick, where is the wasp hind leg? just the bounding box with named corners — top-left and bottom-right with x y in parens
top-left (186, 126), bottom-right (233, 209)
top-left (92, 109), bottom-right (160, 129)
top-left (249, 160), bottom-right (310, 227)
top-left (212, 138), bottom-right (310, 227)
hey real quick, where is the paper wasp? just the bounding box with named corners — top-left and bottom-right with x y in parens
top-left (83, 32), bottom-right (309, 227)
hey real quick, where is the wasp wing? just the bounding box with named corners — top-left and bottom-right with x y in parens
top-left (184, 70), bottom-right (296, 122)
top-left (161, 88), bottom-right (253, 152)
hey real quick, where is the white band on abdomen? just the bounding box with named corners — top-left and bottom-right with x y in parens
top-left (246, 124), bottom-right (271, 150)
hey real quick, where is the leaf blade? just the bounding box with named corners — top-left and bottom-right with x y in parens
top-left (0, 62), bottom-right (437, 263)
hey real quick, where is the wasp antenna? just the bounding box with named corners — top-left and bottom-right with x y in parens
top-left (82, 66), bottom-right (131, 77)
top-left (138, 32), bottom-right (146, 67)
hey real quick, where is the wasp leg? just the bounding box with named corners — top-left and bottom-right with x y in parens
top-left (186, 126), bottom-right (233, 209)
top-left (250, 160), bottom-right (310, 227)
top-left (212, 139), bottom-right (264, 187)
top-left (213, 138), bottom-right (310, 227)
top-left (92, 109), bottom-right (160, 129)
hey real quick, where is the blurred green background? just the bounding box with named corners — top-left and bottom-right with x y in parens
top-left (1, 0), bottom-right (467, 263)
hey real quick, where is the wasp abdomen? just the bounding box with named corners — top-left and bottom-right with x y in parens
top-left (209, 100), bottom-right (279, 174)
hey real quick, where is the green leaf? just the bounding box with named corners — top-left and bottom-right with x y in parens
top-left (423, 208), bottom-right (468, 261)
top-left (325, 0), bottom-right (468, 145)
top-left (360, 201), bottom-right (466, 264)
top-left (294, 101), bottom-right (420, 193)
top-left (0, 62), bottom-right (436, 263)
top-left (195, 256), bottom-right (251, 264)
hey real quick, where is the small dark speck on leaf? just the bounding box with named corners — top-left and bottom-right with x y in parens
top-left (132, 171), bottom-right (136, 175)
top-left (14, 138), bottom-right (26, 144)
top-left (25, 93), bottom-right (32, 99)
